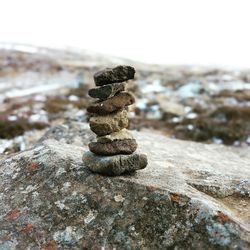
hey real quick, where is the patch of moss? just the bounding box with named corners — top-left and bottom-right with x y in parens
top-left (0, 119), bottom-right (47, 139)
top-left (67, 85), bottom-right (89, 98)
top-left (44, 98), bottom-right (70, 113)
top-left (174, 106), bottom-right (250, 145)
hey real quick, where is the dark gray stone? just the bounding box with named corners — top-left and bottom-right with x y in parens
top-left (88, 82), bottom-right (126, 100)
top-left (89, 139), bottom-right (137, 156)
top-left (94, 65), bottom-right (135, 86)
top-left (83, 151), bottom-right (147, 175)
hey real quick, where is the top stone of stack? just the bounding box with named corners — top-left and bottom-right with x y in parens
top-left (94, 65), bottom-right (135, 86)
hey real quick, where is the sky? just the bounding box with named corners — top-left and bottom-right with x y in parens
top-left (0, 0), bottom-right (250, 67)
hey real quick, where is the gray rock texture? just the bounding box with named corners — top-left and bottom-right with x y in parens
top-left (0, 122), bottom-right (249, 249)
top-left (87, 92), bottom-right (135, 115)
top-left (89, 110), bottom-right (128, 136)
top-left (88, 82), bottom-right (127, 100)
top-left (94, 65), bottom-right (135, 86)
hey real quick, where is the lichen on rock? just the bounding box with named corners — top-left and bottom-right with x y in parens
top-left (0, 123), bottom-right (249, 249)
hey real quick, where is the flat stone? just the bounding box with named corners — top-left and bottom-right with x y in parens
top-left (94, 65), bottom-right (135, 86)
top-left (89, 110), bottom-right (128, 136)
top-left (87, 92), bottom-right (135, 115)
top-left (97, 128), bottom-right (134, 143)
top-left (89, 139), bottom-right (137, 156)
top-left (88, 82), bottom-right (127, 100)
top-left (83, 151), bottom-right (147, 175)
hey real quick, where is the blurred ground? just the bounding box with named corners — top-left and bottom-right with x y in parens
top-left (0, 44), bottom-right (250, 155)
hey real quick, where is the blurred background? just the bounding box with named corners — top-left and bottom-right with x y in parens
top-left (0, 0), bottom-right (250, 154)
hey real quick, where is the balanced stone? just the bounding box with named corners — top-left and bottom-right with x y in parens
top-left (83, 151), bottom-right (147, 175)
top-left (97, 128), bottom-right (134, 143)
top-left (94, 65), bottom-right (135, 86)
top-left (87, 92), bottom-right (135, 115)
top-left (89, 139), bottom-right (137, 156)
top-left (88, 82), bottom-right (127, 100)
top-left (89, 110), bottom-right (128, 136)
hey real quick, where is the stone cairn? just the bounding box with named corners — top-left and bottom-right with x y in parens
top-left (82, 65), bottom-right (148, 176)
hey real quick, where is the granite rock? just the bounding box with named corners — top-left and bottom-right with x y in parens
top-left (94, 65), bottom-right (135, 86)
top-left (89, 110), bottom-right (128, 136)
top-left (0, 124), bottom-right (249, 249)
top-left (97, 128), bottom-right (134, 143)
top-left (89, 139), bottom-right (137, 156)
top-left (87, 92), bottom-right (135, 115)
top-left (83, 151), bottom-right (147, 175)
top-left (88, 82), bottom-right (127, 100)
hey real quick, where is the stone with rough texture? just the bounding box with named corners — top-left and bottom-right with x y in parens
top-left (83, 151), bottom-right (146, 175)
top-left (89, 110), bottom-right (128, 136)
top-left (94, 65), bottom-right (135, 86)
top-left (89, 139), bottom-right (137, 156)
top-left (87, 92), bottom-right (135, 115)
top-left (0, 122), bottom-right (249, 249)
top-left (97, 128), bottom-right (134, 143)
top-left (88, 82), bottom-right (127, 100)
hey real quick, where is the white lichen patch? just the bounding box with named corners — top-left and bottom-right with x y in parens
top-left (84, 210), bottom-right (96, 224)
top-left (61, 182), bottom-right (71, 191)
top-left (21, 185), bottom-right (37, 194)
top-left (53, 226), bottom-right (82, 244)
top-left (12, 172), bottom-right (19, 179)
top-left (56, 167), bottom-right (66, 177)
top-left (55, 200), bottom-right (69, 210)
top-left (32, 191), bottom-right (39, 197)
top-left (114, 195), bottom-right (125, 202)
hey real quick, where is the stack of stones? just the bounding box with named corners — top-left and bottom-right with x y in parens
top-left (82, 65), bottom-right (148, 176)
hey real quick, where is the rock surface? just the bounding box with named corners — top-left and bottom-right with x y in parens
top-left (83, 151), bottom-right (146, 175)
top-left (89, 139), bottom-right (137, 156)
top-left (0, 122), bottom-right (249, 249)
top-left (94, 65), bottom-right (135, 86)
top-left (88, 82), bottom-right (127, 100)
top-left (87, 92), bottom-right (135, 115)
top-left (89, 110), bottom-right (128, 136)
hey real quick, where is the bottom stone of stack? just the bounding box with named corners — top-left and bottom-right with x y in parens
top-left (83, 152), bottom-right (148, 176)
top-left (89, 139), bottom-right (137, 156)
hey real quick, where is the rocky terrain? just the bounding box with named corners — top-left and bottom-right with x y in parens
top-left (0, 44), bottom-right (250, 155)
top-left (0, 44), bottom-right (250, 249)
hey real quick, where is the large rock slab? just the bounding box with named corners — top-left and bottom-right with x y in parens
top-left (0, 123), bottom-right (249, 249)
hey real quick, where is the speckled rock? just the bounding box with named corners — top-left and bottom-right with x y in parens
top-left (88, 82), bottom-right (127, 100)
top-left (87, 92), bottom-right (135, 115)
top-left (97, 128), bottom-right (134, 143)
top-left (0, 123), bottom-right (249, 249)
top-left (89, 139), bottom-right (137, 156)
top-left (89, 110), bottom-right (128, 136)
top-left (94, 65), bottom-right (135, 86)
top-left (83, 151), bottom-right (146, 175)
